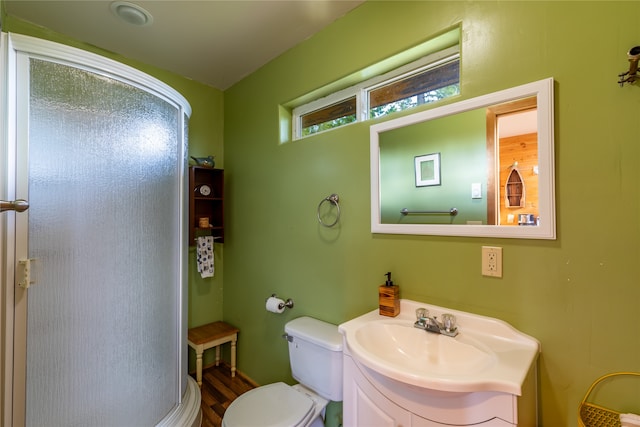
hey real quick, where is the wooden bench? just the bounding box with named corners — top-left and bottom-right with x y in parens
top-left (187, 321), bottom-right (239, 387)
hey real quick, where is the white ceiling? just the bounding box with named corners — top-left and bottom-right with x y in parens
top-left (3, 0), bottom-right (365, 90)
top-left (498, 110), bottom-right (537, 138)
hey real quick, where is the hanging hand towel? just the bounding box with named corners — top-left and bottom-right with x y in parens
top-left (196, 236), bottom-right (214, 278)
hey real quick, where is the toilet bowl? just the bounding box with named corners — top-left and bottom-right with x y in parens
top-left (221, 317), bottom-right (343, 427)
top-left (222, 383), bottom-right (328, 427)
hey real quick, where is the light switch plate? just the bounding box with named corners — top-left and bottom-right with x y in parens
top-left (471, 182), bottom-right (482, 199)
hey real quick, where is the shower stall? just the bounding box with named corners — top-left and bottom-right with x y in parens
top-left (1, 33), bottom-right (200, 426)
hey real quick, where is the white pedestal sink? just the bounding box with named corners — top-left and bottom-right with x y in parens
top-left (339, 299), bottom-right (540, 426)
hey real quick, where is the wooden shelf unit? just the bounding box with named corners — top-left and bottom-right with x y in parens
top-left (189, 166), bottom-right (224, 244)
top-left (505, 168), bottom-right (525, 208)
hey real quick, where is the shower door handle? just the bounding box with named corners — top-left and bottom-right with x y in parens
top-left (0, 199), bottom-right (29, 213)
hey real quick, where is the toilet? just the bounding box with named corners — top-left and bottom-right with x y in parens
top-left (222, 316), bottom-right (343, 427)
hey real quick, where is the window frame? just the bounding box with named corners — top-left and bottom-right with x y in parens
top-left (292, 46), bottom-right (460, 140)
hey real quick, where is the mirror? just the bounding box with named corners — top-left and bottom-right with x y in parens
top-left (370, 78), bottom-right (555, 239)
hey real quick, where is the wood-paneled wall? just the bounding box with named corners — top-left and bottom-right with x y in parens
top-left (498, 132), bottom-right (539, 225)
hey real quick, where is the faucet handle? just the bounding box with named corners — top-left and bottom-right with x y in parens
top-left (415, 308), bottom-right (428, 320)
top-left (441, 313), bottom-right (457, 332)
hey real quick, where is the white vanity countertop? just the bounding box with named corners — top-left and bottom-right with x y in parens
top-left (339, 299), bottom-right (540, 395)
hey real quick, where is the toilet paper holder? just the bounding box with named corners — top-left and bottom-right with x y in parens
top-left (268, 294), bottom-right (294, 310)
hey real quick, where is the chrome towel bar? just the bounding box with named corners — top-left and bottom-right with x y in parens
top-left (401, 208), bottom-right (458, 216)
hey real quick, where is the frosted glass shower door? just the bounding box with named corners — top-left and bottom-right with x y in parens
top-left (15, 53), bottom-right (187, 426)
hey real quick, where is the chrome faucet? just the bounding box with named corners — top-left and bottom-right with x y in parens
top-left (414, 308), bottom-right (458, 337)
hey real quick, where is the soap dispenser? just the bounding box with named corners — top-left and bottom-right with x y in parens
top-left (379, 272), bottom-right (400, 317)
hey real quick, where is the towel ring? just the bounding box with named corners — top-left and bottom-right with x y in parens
top-left (317, 193), bottom-right (340, 227)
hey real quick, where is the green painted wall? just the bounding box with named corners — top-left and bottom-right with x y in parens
top-left (1, 16), bottom-right (225, 363)
top-left (379, 108), bottom-right (487, 224)
top-left (223, 2), bottom-right (640, 425)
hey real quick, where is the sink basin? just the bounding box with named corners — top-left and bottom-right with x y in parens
top-left (355, 323), bottom-right (494, 376)
top-left (339, 299), bottom-right (540, 394)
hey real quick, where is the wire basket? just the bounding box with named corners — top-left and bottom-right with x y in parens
top-left (579, 372), bottom-right (640, 427)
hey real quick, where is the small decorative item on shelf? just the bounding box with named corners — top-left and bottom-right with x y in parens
top-left (190, 155), bottom-right (215, 168)
top-left (195, 184), bottom-right (212, 197)
top-left (198, 217), bottom-right (210, 228)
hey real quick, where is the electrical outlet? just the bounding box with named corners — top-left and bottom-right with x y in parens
top-left (482, 246), bottom-right (502, 277)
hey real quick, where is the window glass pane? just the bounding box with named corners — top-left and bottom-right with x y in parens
top-left (369, 59), bottom-right (459, 119)
top-left (369, 84), bottom-right (460, 118)
top-left (301, 96), bottom-right (357, 136)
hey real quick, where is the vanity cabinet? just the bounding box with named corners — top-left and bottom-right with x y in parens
top-left (343, 348), bottom-right (536, 427)
top-left (189, 166), bottom-right (224, 244)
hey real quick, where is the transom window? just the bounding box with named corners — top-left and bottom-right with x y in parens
top-left (368, 59), bottom-right (459, 119)
top-left (293, 47), bottom-right (460, 140)
top-left (300, 96), bottom-right (357, 137)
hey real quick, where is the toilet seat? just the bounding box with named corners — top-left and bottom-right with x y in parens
top-left (222, 382), bottom-right (315, 427)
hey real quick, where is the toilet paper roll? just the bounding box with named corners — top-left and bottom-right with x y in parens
top-left (265, 296), bottom-right (285, 314)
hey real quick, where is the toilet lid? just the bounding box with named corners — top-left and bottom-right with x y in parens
top-left (223, 382), bottom-right (314, 427)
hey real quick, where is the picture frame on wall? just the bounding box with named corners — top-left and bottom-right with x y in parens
top-left (414, 153), bottom-right (441, 187)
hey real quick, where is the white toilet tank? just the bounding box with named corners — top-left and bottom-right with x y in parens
top-left (284, 316), bottom-right (343, 402)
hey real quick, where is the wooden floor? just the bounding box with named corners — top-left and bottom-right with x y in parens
top-left (193, 363), bottom-right (258, 427)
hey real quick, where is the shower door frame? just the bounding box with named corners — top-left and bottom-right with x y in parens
top-left (0, 32), bottom-right (192, 426)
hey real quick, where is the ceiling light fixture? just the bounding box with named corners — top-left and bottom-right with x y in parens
top-left (110, 1), bottom-right (153, 27)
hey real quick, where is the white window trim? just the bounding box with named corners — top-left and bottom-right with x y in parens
top-left (292, 45), bottom-right (460, 140)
